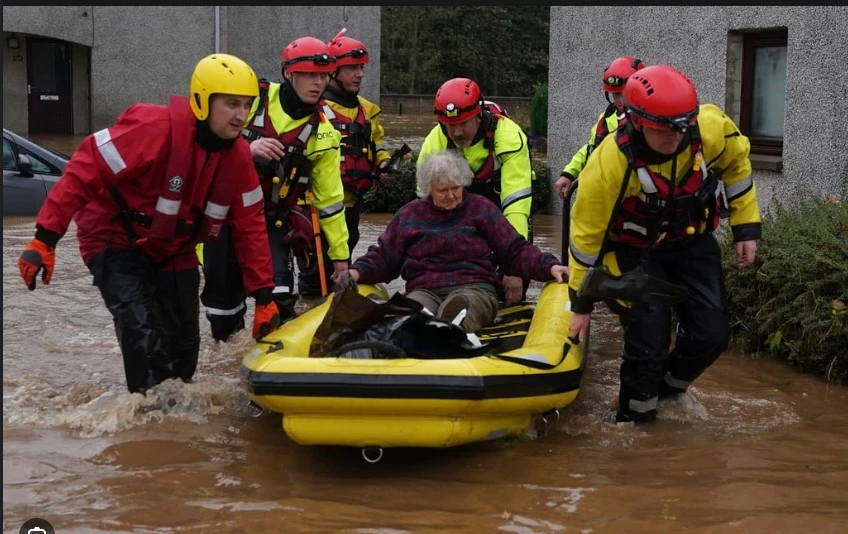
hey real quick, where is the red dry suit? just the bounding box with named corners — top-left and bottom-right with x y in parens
top-left (34, 96), bottom-right (273, 294)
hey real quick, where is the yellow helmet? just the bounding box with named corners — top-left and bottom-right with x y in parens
top-left (189, 53), bottom-right (259, 120)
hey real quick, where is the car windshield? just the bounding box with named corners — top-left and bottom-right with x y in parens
top-left (37, 142), bottom-right (71, 160)
top-left (3, 130), bottom-right (71, 160)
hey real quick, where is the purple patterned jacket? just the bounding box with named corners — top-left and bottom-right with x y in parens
top-left (352, 193), bottom-right (561, 292)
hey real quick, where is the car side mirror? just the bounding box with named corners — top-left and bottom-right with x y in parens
top-left (17, 154), bottom-right (34, 177)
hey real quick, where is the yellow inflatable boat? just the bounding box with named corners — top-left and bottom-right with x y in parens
top-left (240, 281), bottom-right (585, 458)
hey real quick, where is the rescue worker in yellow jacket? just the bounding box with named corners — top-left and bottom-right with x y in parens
top-left (200, 36), bottom-right (347, 341)
top-left (567, 65), bottom-right (761, 424)
top-left (298, 30), bottom-right (392, 300)
top-left (555, 56), bottom-right (645, 200)
top-left (418, 78), bottom-right (534, 306)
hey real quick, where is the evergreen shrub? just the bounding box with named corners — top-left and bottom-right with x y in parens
top-left (530, 82), bottom-right (548, 136)
top-left (361, 153), bottom-right (555, 216)
top-left (721, 193), bottom-right (848, 383)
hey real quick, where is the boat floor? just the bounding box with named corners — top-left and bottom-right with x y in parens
top-left (471, 302), bottom-right (535, 355)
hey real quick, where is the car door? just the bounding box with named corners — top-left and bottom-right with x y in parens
top-left (3, 137), bottom-right (54, 216)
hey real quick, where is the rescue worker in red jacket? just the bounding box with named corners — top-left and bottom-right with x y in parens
top-left (567, 65), bottom-right (762, 424)
top-left (17, 53), bottom-right (280, 394)
top-left (555, 56), bottom-right (645, 200)
top-left (200, 37), bottom-right (347, 342)
top-left (297, 31), bottom-right (392, 301)
top-left (418, 78), bottom-right (535, 306)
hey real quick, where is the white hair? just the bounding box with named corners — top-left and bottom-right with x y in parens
top-left (416, 149), bottom-right (474, 195)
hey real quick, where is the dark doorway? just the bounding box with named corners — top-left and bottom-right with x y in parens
top-left (27, 38), bottom-right (73, 134)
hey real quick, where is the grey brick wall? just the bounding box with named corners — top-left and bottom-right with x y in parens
top-left (548, 6), bottom-right (848, 214)
top-left (3, 6), bottom-right (380, 132)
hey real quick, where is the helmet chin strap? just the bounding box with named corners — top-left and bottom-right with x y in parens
top-left (330, 76), bottom-right (358, 97)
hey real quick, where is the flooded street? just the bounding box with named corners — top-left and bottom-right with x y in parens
top-left (4, 127), bottom-right (848, 533)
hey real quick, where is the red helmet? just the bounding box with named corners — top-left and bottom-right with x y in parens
top-left (328, 35), bottom-right (369, 67)
top-left (433, 78), bottom-right (482, 124)
top-left (603, 56), bottom-right (645, 93)
top-left (622, 65), bottom-right (699, 132)
top-left (281, 36), bottom-right (336, 75)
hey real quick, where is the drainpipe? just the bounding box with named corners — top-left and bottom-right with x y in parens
top-left (214, 6), bottom-right (220, 53)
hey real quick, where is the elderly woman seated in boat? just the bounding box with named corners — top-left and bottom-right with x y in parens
top-left (333, 149), bottom-right (569, 333)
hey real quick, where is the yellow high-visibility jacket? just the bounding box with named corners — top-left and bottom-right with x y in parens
top-left (323, 95), bottom-right (391, 208)
top-left (561, 105), bottom-right (621, 179)
top-left (568, 103), bottom-right (762, 312)
top-left (246, 82), bottom-right (349, 261)
top-left (418, 115), bottom-right (533, 239)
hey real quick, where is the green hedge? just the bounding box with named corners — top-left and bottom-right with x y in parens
top-left (361, 152), bottom-right (554, 215)
top-left (529, 82), bottom-right (548, 136)
top-left (721, 193), bottom-right (848, 383)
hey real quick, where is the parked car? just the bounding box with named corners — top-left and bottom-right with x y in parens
top-left (3, 128), bottom-right (70, 216)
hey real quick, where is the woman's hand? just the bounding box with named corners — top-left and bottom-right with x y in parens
top-left (550, 264), bottom-right (570, 283)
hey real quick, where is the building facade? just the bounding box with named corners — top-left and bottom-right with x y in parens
top-left (2, 6), bottom-right (381, 135)
top-left (548, 6), bottom-right (848, 213)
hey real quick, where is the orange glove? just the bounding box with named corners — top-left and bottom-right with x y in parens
top-left (19, 238), bottom-right (55, 290)
top-left (253, 301), bottom-right (281, 339)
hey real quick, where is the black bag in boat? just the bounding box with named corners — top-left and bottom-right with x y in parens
top-left (311, 287), bottom-right (485, 359)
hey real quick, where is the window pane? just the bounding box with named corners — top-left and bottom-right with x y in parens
top-left (3, 139), bottom-right (17, 170)
top-left (21, 149), bottom-right (52, 173)
top-left (751, 45), bottom-right (786, 138)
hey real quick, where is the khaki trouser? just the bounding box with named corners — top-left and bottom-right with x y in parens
top-left (406, 285), bottom-right (499, 333)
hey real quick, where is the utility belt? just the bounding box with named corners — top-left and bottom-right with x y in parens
top-left (341, 141), bottom-right (370, 158)
top-left (256, 150), bottom-right (317, 256)
top-left (117, 211), bottom-right (198, 236)
top-left (264, 201), bottom-right (315, 256)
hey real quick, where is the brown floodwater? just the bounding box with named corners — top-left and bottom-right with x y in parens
top-left (4, 130), bottom-right (848, 533)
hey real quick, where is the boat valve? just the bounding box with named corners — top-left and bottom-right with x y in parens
top-left (541, 408), bottom-right (560, 424)
top-left (246, 400), bottom-right (264, 418)
top-left (361, 447), bottom-right (384, 464)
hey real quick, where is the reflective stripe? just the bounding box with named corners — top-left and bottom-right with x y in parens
top-left (243, 185), bottom-right (263, 207)
top-left (724, 175), bottom-right (753, 200)
top-left (636, 167), bottom-right (657, 193)
top-left (298, 123), bottom-right (313, 144)
top-left (156, 196), bottom-right (181, 215)
top-left (93, 128), bottom-right (127, 174)
top-left (205, 302), bottom-right (245, 316)
top-left (663, 371), bottom-right (691, 390)
top-left (622, 221), bottom-right (648, 235)
top-left (252, 106), bottom-right (266, 126)
top-left (319, 200), bottom-right (344, 219)
top-left (627, 396), bottom-right (658, 413)
top-left (501, 187), bottom-right (533, 210)
top-left (569, 243), bottom-right (596, 267)
top-left (638, 191), bottom-right (665, 206)
top-left (205, 201), bottom-right (229, 220)
top-left (493, 157), bottom-right (502, 171)
top-left (272, 285), bottom-right (292, 294)
top-left (298, 175), bottom-right (309, 184)
top-left (322, 105), bottom-right (336, 120)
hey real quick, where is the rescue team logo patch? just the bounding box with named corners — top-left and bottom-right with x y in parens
top-left (169, 175), bottom-right (184, 193)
